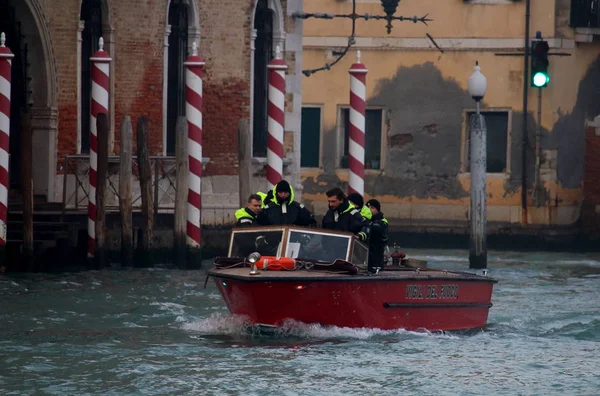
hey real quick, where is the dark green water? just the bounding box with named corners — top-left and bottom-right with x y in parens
top-left (1, 250), bottom-right (599, 395)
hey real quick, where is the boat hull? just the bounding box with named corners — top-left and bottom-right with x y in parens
top-left (209, 269), bottom-right (496, 331)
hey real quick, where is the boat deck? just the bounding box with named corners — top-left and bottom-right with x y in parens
top-left (208, 266), bottom-right (496, 282)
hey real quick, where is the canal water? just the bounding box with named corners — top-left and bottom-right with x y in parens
top-left (1, 249), bottom-right (599, 395)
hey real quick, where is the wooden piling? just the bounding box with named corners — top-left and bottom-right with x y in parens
top-left (95, 113), bottom-right (109, 269)
top-left (154, 158), bottom-right (160, 215)
top-left (237, 119), bottom-right (251, 208)
top-left (119, 116), bottom-right (133, 267)
top-left (136, 116), bottom-right (153, 266)
top-left (174, 116), bottom-right (188, 268)
top-left (468, 109), bottom-right (488, 269)
top-left (20, 111), bottom-right (34, 269)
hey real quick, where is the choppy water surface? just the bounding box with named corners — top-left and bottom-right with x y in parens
top-left (1, 249), bottom-right (599, 395)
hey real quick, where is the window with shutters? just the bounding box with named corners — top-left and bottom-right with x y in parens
top-left (462, 109), bottom-right (511, 174)
top-left (340, 107), bottom-right (384, 170)
top-left (301, 106), bottom-right (322, 168)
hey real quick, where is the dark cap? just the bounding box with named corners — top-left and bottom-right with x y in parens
top-left (276, 180), bottom-right (291, 193)
top-left (347, 193), bottom-right (364, 208)
top-left (366, 199), bottom-right (381, 212)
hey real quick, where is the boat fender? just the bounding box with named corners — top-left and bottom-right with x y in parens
top-left (257, 256), bottom-right (296, 271)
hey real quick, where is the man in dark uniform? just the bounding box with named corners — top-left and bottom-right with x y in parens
top-left (231, 194), bottom-right (263, 257)
top-left (322, 187), bottom-right (370, 242)
top-left (365, 199), bottom-right (389, 273)
top-left (257, 180), bottom-right (316, 227)
top-left (234, 194), bottom-right (262, 226)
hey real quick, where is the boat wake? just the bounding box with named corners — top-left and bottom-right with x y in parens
top-left (182, 313), bottom-right (253, 335)
top-left (182, 314), bottom-right (461, 340)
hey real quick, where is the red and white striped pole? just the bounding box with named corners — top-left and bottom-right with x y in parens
top-left (88, 37), bottom-right (111, 258)
top-left (184, 42), bottom-right (205, 248)
top-left (0, 33), bottom-right (14, 247)
top-left (266, 45), bottom-right (287, 190)
top-left (348, 50), bottom-right (368, 196)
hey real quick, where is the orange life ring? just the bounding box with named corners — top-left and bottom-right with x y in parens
top-left (256, 256), bottom-right (296, 271)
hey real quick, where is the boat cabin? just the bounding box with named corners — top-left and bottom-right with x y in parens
top-left (229, 226), bottom-right (369, 267)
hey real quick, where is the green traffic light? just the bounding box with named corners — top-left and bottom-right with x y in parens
top-left (533, 72), bottom-right (549, 87)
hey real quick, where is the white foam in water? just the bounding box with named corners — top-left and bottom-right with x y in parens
top-left (183, 313), bottom-right (253, 334)
top-left (123, 322), bottom-right (148, 328)
top-left (183, 315), bottom-right (458, 340)
top-left (150, 302), bottom-right (187, 310)
top-left (150, 301), bottom-right (188, 316)
top-left (274, 319), bottom-right (397, 339)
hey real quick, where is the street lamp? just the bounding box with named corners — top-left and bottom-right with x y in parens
top-left (466, 61), bottom-right (488, 269)
top-left (293, 0), bottom-right (432, 76)
top-left (467, 61), bottom-right (487, 105)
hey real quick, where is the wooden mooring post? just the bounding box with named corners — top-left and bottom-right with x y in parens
top-left (20, 111), bottom-right (34, 269)
top-left (174, 116), bottom-right (188, 268)
top-left (95, 113), bottom-right (109, 269)
top-left (136, 116), bottom-right (153, 266)
top-left (119, 116), bottom-right (133, 267)
top-left (238, 119), bottom-right (251, 208)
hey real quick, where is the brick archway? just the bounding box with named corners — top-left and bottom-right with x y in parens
top-left (2, 0), bottom-right (58, 200)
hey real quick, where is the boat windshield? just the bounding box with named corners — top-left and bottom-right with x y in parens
top-left (228, 227), bottom-right (362, 263)
top-left (229, 228), bottom-right (285, 258)
top-left (286, 229), bottom-right (351, 262)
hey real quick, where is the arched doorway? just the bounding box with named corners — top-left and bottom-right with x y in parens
top-left (0, 0), bottom-right (58, 201)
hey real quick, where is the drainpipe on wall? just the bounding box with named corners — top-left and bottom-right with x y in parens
top-left (521, 0), bottom-right (531, 224)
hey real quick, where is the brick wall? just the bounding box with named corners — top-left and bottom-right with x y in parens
top-left (46, 0), bottom-right (264, 176)
top-left (199, 0), bottom-right (253, 176)
top-left (39, 0), bottom-right (299, 209)
top-left (45, 0), bottom-right (80, 160)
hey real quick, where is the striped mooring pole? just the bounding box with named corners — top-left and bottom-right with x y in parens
top-left (348, 50), bottom-right (368, 196)
top-left (88, 37), bottom-right (111, 258)
top-left (184, 42), bottom-right (205, 248)
top-left (0, 33), bottom-right (13, 247)
top-left (266, 45), bottom-right (287, 190)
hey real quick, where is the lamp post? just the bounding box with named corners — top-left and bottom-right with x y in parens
top-left (467, 61), bottom-right (488, 269)
top-left (293, 0), bottom-right (431, 76)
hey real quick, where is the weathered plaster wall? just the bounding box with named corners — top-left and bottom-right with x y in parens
top-left (552, 56), bottom-right (600, 188)
top-left (302, 0), bottom-right (556, 40)
top-left (300, 0), bottom-right (600, 227)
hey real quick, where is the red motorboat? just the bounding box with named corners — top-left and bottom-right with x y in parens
top-left (207, 226), bottom-right (497, 331)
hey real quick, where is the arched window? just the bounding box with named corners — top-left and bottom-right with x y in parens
top-left (252, 0), bottom-right (273, 157)
top-left (166, 0), bottom-right (189, 155)
top-left (80, 0), bottom-right (103, 153)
